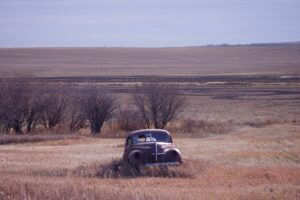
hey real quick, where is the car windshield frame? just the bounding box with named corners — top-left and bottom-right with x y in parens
top-left (132, 131), bottom-right (171, 144)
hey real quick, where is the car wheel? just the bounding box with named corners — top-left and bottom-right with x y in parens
top-left (129, 152), bottom-right (145, 170)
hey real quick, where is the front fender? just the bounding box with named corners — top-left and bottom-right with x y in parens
top-left (128, 150), bottom-right (146, 166)
top-left (164, 148), bottom-right (182, 163)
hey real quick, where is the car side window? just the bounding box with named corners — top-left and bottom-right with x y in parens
top-left (137, 135), bottom-right (146, 143)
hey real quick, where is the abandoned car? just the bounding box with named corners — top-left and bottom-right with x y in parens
top-left (122, 129), bottom-right (182, 168)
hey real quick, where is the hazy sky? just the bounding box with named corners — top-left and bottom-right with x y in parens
top-left (0, 0), bottom-right (300, 47)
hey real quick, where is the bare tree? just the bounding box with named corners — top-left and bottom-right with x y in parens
top-left (0, 79), bottom-right (5, 133)
top-left (83, 93), bottom-right (116, 134)
top-left (41, 92), bottom-right (68, 129)
top-left (0, 80), bottom-right (8, 133)
top-left (117, 109), bottom-right (145, 131)
top-left (25, 95), bottom-right (45, 133)
top-left (0, 77), bottom-right (32, 134)
top-left (133, 83), bottom-right (185, 129)
top-left (67, 94), bottom-right (87, 132)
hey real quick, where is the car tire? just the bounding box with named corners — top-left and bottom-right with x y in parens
top-left (129, 151), bottom-right (145, 170)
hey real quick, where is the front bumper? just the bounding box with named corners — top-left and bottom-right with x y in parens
top-left (145, 161), bottom-right (180, 167)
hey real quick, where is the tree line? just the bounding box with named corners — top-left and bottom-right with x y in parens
top-left (0, 78), bottom-right (185, 135)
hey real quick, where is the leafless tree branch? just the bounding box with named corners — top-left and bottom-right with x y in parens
top-left (133, 83), bottom-right (185, 129)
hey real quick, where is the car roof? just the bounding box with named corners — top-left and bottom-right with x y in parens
top-left (127, 129), bottom-right (171, 138)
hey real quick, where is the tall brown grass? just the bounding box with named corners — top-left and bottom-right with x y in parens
top-left (1, 118), bottom-right (298, 145)
top-left (244, 118), bottom-right (299, 128)
top-left (0, 134), bottom-right (81, 145)
top-left (0, 180), bottom-right (138, 200)
top-left (31, 159), bottom-right (207, 179)
top-left (167, 119), bottom-right (235, 137)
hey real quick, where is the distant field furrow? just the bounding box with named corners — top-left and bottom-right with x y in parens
top-left (1, 45), bottom-right (300, 77)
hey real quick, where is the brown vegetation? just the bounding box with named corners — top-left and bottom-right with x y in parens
top-left (116, 109), bottom-right (145, 131)
top-left (41, 92), bottom-right (68, 129)
top-left (0, 44), bottom-right (300, 199)
top-left (0, 78), bottom-right (32, 134)
top-left (83, 93), bottom-right (117, 134)
top-left (0, 78), bottom-right (118, 135)
top-left (168, 119), bottom-right (235, 137)
top-left (133, 83), bottom-right (185, 129)
top-left (0, 134), bottom-right (81, 145)
top-left (67, 96), bottom-right (87, 132)
top-left (0, 78), bottom-right (190, 135)
top-left (0, 124), bottom-right (299, 199)
top-left (32, 159), bottom-right (201, 179)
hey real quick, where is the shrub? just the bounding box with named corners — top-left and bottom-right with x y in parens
top-left (82, 93), bottom-right (117, 134)
top-left (133, 83), bottom-right (185, 129)
top-left (116, 109), bottom-right (145, 132)
top-left (41, 92), bottom-right (68, 129)
top-left (0, 77), bottom-right (32, 134)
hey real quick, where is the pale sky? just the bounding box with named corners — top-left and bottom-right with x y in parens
top-left (0, 0), bottom-right (300, 47)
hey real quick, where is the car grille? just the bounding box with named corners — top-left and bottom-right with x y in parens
top-left (147, 154), bottom-right (165, 163)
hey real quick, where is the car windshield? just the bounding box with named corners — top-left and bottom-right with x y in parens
top-left (133, 131), bottom-right (171, 144)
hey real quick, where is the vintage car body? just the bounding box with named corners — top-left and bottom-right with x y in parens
top-left (122, 129), bottom-right (182, 168)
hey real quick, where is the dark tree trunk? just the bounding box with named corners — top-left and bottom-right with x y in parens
top-left (13, 122), bottom-right (23, 135)
top-left (90, 120), bottom-right (104, 134)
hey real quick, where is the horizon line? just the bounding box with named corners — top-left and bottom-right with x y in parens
top-left (0, 41), bottom-right (299, 49)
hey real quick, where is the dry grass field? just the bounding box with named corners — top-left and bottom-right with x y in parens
top-left (0, 124), bottom-right (299, 199)
top-left (1, 44), bottom-right (300, 77)
top-left (1, 44), bottom-right (300, 199)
